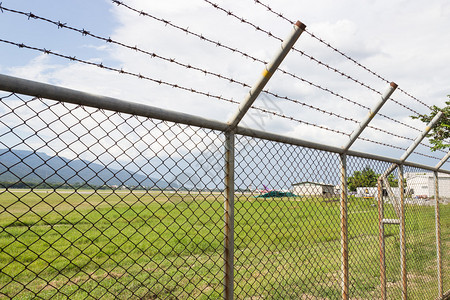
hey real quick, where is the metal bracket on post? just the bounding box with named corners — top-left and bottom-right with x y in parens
top-left (342, 82), bottom-right (398, 152)
top-left (434, 171), bottom-right (443, 299)
top-left (227, 21), bottom-right (306, 130)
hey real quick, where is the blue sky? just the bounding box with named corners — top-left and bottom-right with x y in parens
top-left (1, 0), bottom-right (450, 168)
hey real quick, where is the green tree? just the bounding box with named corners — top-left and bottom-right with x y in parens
top-left (347, 166), bottom-right (399, 192)
top-left (412, 95), bottom-right (450, 151)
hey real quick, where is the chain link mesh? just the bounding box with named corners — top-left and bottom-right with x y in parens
top-left (0, 92), bottom-right (225, 299)
top-left (0, 92), bottom-right (448, 299)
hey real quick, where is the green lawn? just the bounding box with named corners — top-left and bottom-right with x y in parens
top-left (0, 190), bottom-right (447, 299)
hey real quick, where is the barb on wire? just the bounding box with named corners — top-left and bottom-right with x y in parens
top-left (110, 0), bottom-right (267, 64)
top-left (203, 0), bottom-right (386, 98)
top-left (250, 0), bottom-right (432, 110)
top-left (250, 106), bottom-right (351, 137)
top-left (0, 4), bottom-right (253, 90)
top-left (0, 38), bottom-right (240, 106)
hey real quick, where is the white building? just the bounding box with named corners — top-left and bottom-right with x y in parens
top-left (405, 172), bottom-right (450, 198)
top-left (292, 182), bottom-right (335, 197)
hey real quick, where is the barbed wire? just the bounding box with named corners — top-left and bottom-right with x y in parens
top-left (108, 0), bottom-right (431, 135)
top-left (0, 39), bottom-right (357, 140)
top-left (0, 39), bottom-right (241, 105)
top-left (0, 5), bottom-right (254, 90)
top-left (0, 4), bottom-right (442, 154)
top-left (0, 38), bottom-right (442, 156)
top-left (203, 0), bottom-right (427, 118)
top-left (250, 0), bottom-right (432, 111)
top-left (110, 0), bottom-right (267, 64)
top-left (203, 1), bottom-right (381, 95)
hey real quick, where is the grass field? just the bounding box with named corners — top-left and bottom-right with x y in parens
top-left (0, 189), bottom-right (448, 299)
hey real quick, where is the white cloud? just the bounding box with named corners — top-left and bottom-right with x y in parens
top-left (1, 0), bottom-right (449, 164)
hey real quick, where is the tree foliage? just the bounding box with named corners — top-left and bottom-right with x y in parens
top-left (411, 95), bottom-right (450, 151)
top-left (347, 166), bottom-right (398, 192)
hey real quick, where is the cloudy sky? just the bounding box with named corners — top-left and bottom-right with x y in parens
top-left (0, 0), bottom-right (450, 168)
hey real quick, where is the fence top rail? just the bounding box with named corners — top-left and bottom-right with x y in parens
top-left (0, 73), bottom-right (448, 175)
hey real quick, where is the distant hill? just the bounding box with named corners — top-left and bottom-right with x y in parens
top-left (0, 149), bottom-right (175, 189)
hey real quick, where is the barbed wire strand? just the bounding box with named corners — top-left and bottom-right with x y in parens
top-left (200, 0), bottom-right (445, 150)
top-left (0, 39), bottom-right (441, 156)
top-left (1, 3), bottom-right (429, 147)
top-left (0, 39), bottom-right (358, 140)
top-left (0, 6), bottom-right (441, 153)
top-left (251, 0), bottom-right (432, 110)
top-left (108, 1), bottom-right (431, 134)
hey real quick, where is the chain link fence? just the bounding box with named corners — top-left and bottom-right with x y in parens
top-left (0, 90), bottom-right (448, 299)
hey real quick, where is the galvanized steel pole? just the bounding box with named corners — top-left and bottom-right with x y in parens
top-left (377, 178), bottom-right (387, 300)
top-left (227, 21), bottom-right (306, 130)
top-left (398, 165), bottom-right (407, 300)
top-left (339, 153), bottom-right (349, 300)
top-left (224, 131), bottom-right (235, 300)
top-left (342, 82), bottom-right (397, 152)
top-left (434, 171), bottom-right (443, 298)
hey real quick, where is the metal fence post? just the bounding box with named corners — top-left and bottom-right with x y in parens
top-left (377, 178), bottom-right (387, 299)
top-left (224, 131), bottom-right (235, 300)
top-left (339, 153), bottom-right (349, 300)
top-left (398, 165), bottom-right (407, 300)
top-left (434, 171), bottom-right (443, 298)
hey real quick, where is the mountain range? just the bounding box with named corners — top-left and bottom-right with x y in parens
top-left (0, 149), bottom-right (175, 189)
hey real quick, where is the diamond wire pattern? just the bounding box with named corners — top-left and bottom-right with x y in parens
top-left (0, 92), bottom-right (447, 299)
top-left (0, 93), bottom-right (225, 299)
top-left (403, 166), bottom-right (439, 299)
top-left (234, 135), bottom-right (342, 299)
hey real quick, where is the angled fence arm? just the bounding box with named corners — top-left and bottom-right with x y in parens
top-left (435, 150), bottom-right (450, 170)
top-left (382, 111), bottom-right (444, 178)
top-left (227, 21), bottom-right (306, 130)
top-left (342, 82), bottom-right (397, 152)
top-left (400, 111), bottom-right (443, 162)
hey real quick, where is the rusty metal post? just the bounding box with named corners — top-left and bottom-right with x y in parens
top-left (398, 165), bottom-right (407, 300)
top-left (224, 131), bottom-right (235, 300)
top-left (434, 171), bottom-right (443, 298)
top-left (377, 178), bottom-right (386, 299)
top-left (339, 153), bottom-right (349, 300)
